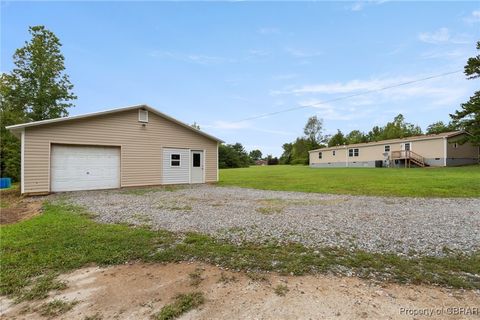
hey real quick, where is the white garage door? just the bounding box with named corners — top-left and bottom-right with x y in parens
top-left (51, 145), bottom-right (120, 192)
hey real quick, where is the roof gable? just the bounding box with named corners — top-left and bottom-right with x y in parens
top-left (6, 104), bottom-right (223, 143)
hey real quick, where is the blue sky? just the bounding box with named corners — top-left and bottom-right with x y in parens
top-left (1, 1), bottom-right (479, 156)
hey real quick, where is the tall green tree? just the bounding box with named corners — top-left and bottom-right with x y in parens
top-left (279, 143), bottom-right (293, 164)
top-left (0, 25), bottom-right (76, 179)
top-left (381, 114), bottom-right (422, 140)
top-left (303, 115), bottom-right (324, 146)
top-left (426, 121), bottom-right (456, 134)
top-left (10, 25), bottom-right (77, 121)
top-left (218, 143), bottom-right (250, 168)
top-left (450, 41), bottom-right (480, 145)
top-left (0, 74), bottom-right (24, 180)
top-left (366, 125), bottom-right (384, 142)
top-left (328, 129), bottom-right (346, 147)
top-left (345, 130), bottom-right (367, 144)
top-left (249, 149), bottom-right (262, 162)
top-left (290, 137), bottom-right (311, 165)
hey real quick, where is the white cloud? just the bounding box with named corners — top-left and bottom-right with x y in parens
top-left (298, 101), bottom-right (356, 121)
top-left (464, 10), bottom-right (480, 24)
top-left (347, 0), bottom-right (389, 12)
top-left (203, 120), bottom-right (294, 136)
top-left (149, 50), bottom-right (235, 65)
top-left (420, 49), bottom-right (468, 60)
top-left (418, 28), bottom-right (470, 45)
top-left (272, 78), bottom-right (394, 95)
top-left (285, 47), bottom-right (322, 58)
top-left (271, 72), bottom-right (471, 109)
top-left (350, 2), bottom-right (364, 11)
top-left (258, 27), bottom-right (280, 35)
top-left (272, 74), bottom-right (299, 81)
top-left (206, 120), bottom-right (250, 130)
top-left (248, 49), bottom-right (269, 57)
top-left (418, 28), bottom-right (451, 44)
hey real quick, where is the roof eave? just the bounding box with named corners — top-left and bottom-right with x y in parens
top-left (6, 104), bottom-right (224, 143)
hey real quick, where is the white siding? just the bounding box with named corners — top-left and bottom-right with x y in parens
top-left (162, 148), bottom-right (190, 184)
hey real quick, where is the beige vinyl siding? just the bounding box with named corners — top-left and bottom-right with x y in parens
top-left (23, 109), bottom-right (218, 194)
top-left (405, 139), bottom-right (444, 159)
top-left (311, 148), bottom-right (347, 165)
top-left (310, 138), bottom-right (445, 165)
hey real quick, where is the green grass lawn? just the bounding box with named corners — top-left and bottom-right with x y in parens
top-left (1, 202), bottom-right (479, 301)
top-left (219, 165), bottom-right (480, 197)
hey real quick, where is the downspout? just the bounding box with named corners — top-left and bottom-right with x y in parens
top-left (21, 128), bottom-right (25, 194)
top-left (345, 144), bottom-right (348, 167)
top-left (443, 137), bottom-right (447, 167)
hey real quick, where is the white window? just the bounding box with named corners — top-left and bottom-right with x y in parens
top-left (332, 150), bottom-right (336, 156)
top-left (384, 145), bottom-right (390, 152)
top-left (138, 109), bottom-right (149, 123)
top-left (170, 154), bottom-right (180, 167)
top-left (318, 152), bottom-right (322, 159)
top-left (349, 148), bottom-right (359, 157)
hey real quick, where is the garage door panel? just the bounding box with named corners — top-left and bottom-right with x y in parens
top-left (51, 145), bottom-right (120, 192)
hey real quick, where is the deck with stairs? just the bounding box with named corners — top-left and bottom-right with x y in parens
top-left (391, 150), bottom-right (429, 167)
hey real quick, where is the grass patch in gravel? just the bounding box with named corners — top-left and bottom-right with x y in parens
top-left (188, 268), bottom-right (204, 287)
top-left (121, 185), bottom-right (184, 196)
top-left (17, 273), bottom-right (67, 302)
top-left (38, 299), bottom-right (78, 317)
top-left (274, 284), bottom-right (289, 296)
top-left (255, 198), bottom-right (346, 214)
top-left (154, 292), bottom-right (205, 320)
top-left (1, 202), bottom-right (479, 301)
top-left (218, 272), bottom-right (237, 284)
top-left (220, 165), bottom-right (480, 197)
top-left (157, 203), bottom-right (192, 211)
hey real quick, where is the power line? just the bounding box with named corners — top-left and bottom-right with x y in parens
top-left (231, 69), bottom-right (463, 123)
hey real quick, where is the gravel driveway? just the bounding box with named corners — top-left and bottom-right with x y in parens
top-left (65, 185), bottom-right (480, 257)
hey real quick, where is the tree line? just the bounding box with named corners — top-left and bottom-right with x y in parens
top-left (217, 41), bottom-right (480, 168)
top-left (1, 27), bottom-right (478, 176)
top-left (278, 42), bottom-right (479, 165)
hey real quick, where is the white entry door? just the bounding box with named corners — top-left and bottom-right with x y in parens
top-left (401, 142), bottom-right (411, 151)
top-left (51, 145), bottom-right (120, 192)
top-left (190, 150), bottom-right (204, 183)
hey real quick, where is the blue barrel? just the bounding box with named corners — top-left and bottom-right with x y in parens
top-left (0, 178), bottom-right (12, 189)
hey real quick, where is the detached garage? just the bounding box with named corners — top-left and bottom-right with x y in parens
top-left (6, 104), bottom-right (223, 195)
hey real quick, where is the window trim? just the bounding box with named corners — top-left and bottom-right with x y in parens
top-left (348, 148), bottom-right (359, 157)
top-left (170, 153), bottom-right (181, 167)
top-left (332, 150), bottom-right (336, 156)
top-left (318, 152), bottom-right (322, 159)
top-left (384, 145), bottom-right (390, 152)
